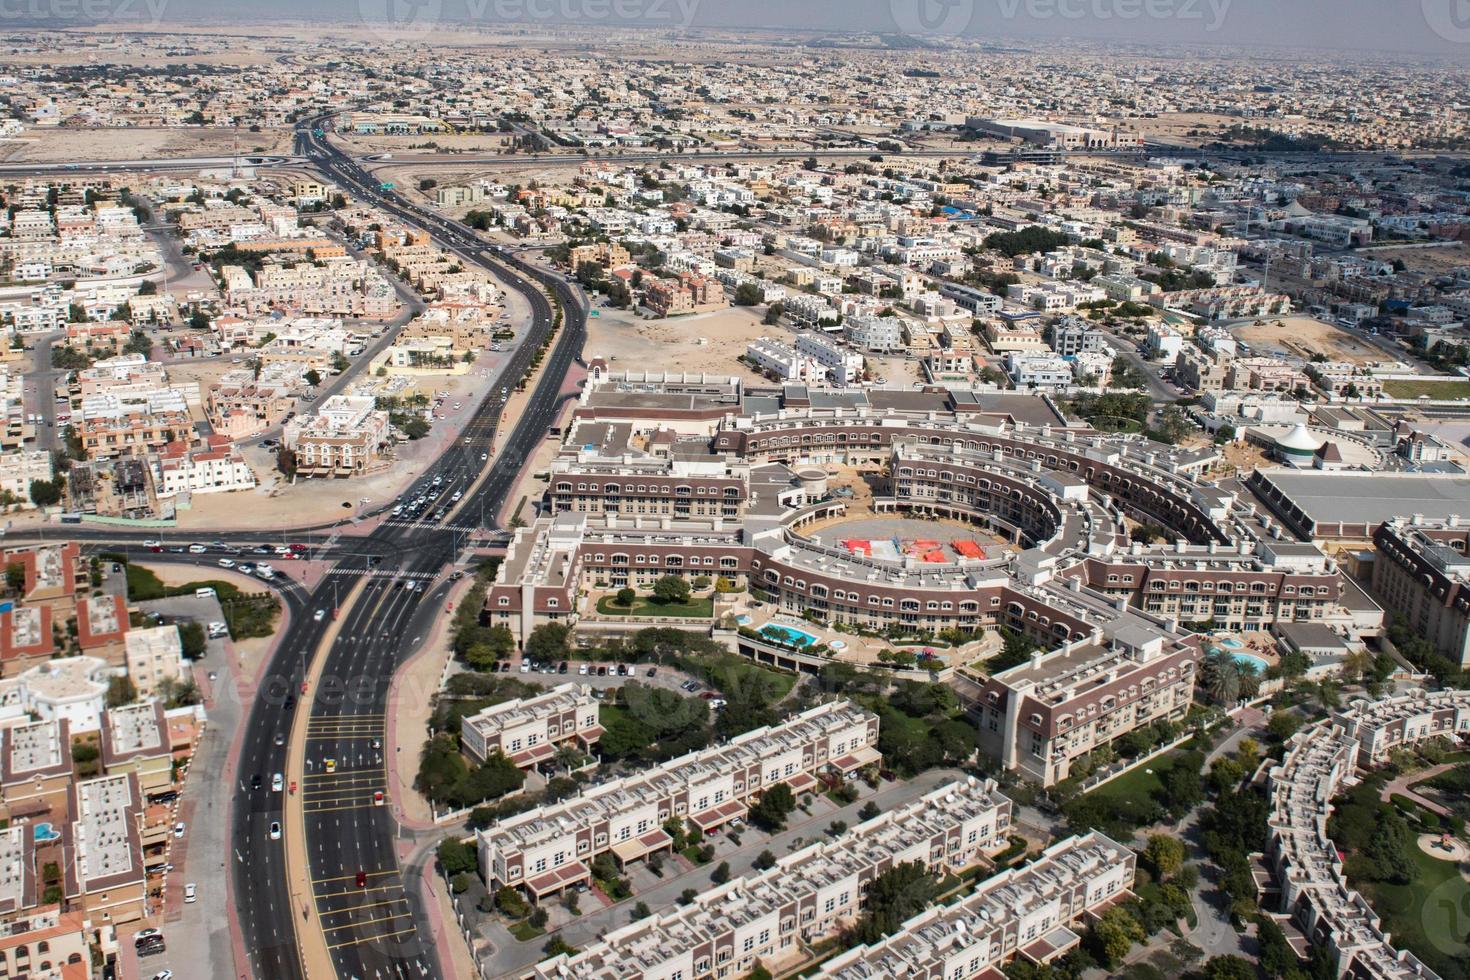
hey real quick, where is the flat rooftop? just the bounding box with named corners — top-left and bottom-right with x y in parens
top-left (1255, 470), bottom-right (1470, 526)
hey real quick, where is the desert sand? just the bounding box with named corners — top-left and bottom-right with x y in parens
top-left (585, 305), bottom-right (771, 382)
top-left (0, 127), bottom-right (293, 164)
top-left (1233, 316), bottom-right (1385, 365)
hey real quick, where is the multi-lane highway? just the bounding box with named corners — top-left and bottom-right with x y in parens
top-left (219, 122), bottom-right (589, 980)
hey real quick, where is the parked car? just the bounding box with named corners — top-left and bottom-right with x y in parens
top-left (183, 883), bottom-right (197, 904)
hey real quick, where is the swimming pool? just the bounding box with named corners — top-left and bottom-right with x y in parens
top-left (1231, 652), bottom-right (1269, 674)
top-left (1215, 636), bottom-right (1245, 650)
top-left (759, 624), bottom-right (819, 648)
top-left (32, 822), bottom-right (59, 843)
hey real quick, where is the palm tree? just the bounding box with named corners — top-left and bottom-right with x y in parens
top-left (1200, 650), bottom-right (1242, 706)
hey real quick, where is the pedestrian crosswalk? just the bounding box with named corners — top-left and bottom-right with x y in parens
top-left (322, 568), bottom-right (439, 581)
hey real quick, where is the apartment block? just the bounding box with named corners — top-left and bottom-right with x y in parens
top-left (1371, 517), bottom-right (1470, 668)
top-left (478, 701), bottom-right (880, 901)
top-left (63, 772), bottom-right (146, 925)
top-left (1265, 690), bottom-right (1470, 980)
top-left (535, 776), bottom-right (1012, 979)
top-left (0, 719), bottom-right (74, 823)
top-left (152, 435), bottom-right (257, 498)
top-left (98, 702), bottom-right (174, 796)
top-left (283, 395), bottom-right (390, 478)
top-left (0, 450), bottom-right (52, 509)
top-left (123, 626), bottom-right (188, 697)
top-left (820, 832), bottom-right (1136, 980)
top-left (745, 338), bottom-right (823, 384)
top-left (460, 683), bottom-right (602, 767)
top-left (794, 332), bottom-right (865, 385)
top-left (975, 614), bottom-right (1199, 786)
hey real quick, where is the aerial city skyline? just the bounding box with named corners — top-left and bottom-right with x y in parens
top-left (0, 8), bottom-right (1467, 980)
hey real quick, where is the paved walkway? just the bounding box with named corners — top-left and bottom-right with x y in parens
top-left (1381, 762), bottom-right (1457, 818)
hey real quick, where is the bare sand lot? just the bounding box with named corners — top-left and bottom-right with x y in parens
top-left (0, 127), bottom-right (293, 164)
top-left (1130, 112), bottom-right (1250, 145)
top-left (586, 305), bottom-right (770, 381)
top-left (1233, 316), bottom-right (1384, 365)
top-left (1363, 243), bottom-right (1470, 275)
top-left (333, 133), bottom-right (516, 157)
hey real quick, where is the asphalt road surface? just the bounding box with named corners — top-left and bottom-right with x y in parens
top-left (221, 118), bottom-right (590, 980)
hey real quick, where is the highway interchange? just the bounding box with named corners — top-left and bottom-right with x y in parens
top-left (8, 120), bottom-right (588, 979)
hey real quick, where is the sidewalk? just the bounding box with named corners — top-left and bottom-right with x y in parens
top-left (386, 573), bottom-right (479, 830)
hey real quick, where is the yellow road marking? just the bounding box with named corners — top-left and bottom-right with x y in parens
top-left (322, 910), bottom-right (414, 935)
top-left (326, 926), bottom-right (417, 951)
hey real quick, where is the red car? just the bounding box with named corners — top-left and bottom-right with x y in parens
top-left (356, 871), bottom-right (367, 888)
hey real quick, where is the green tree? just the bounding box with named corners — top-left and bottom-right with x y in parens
top-left (1363, 806), bottom-right (1416, 884)
top-left (1093, 906), bottom-right (1145, 967)
top-left (734, 282), bottom-right (763, 306)
top-left (1201, 955), bottom-right (1257, 980)
top-left (711, 860), bottom-right (731, 884)
top-left (495, 886), bottom-right (529, 918)
top-left (846, 861), bottom-right (940, 946)
top-left (1143, 834), bottom-right (1185, 878)
top-left (178, 621), bottom-right (207, 659)
top-left (616, 587), bottom-right (637, 607)
top-left (106, 675), bottom-right (138, 708)
top-left (4, 563), bottom-right (23, 594)
top-left (28, 479), bottom-right (61, 508)
top-left (652, 576), bottom-right (691, 605)
top-left (438, 837), bottom-right (478, 876)
top-left (525, 622), bottom-right (571, 662)
top-left (748, 783), bottom-right (796, 832)
top-left (753, 850), bottom-right (776, 870)
top-left (304, 369), bottom-right (322, 387)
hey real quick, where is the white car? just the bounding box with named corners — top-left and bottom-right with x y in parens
top-left (173, 822), bottom-right (185, 838)
top-left (313, 609), bottom-right (326, 622)
top-left (271, 773), bottom-right (283, 792)
top-left (183, 882), bottom-right (197, 904)
top-left (218, 558), bottom-right (236, 569)
top-left (269, 821), bottom-right (282, 841)
top-left (187, 544), bottom-right (207, 554)
top-left (578, 663), bottom-right (589, 675)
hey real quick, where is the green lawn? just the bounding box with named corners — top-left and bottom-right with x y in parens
top-left (1383, 378), bottom-right (1470, 400)
top-left (127, 565), bottom-right (280, 639)
top-left (1077, 750), bottom-right (1191, 826)
top-left (1354, 846), bottom-right (1468, 972)
top-left (508, 921), bottom-right (545, 942)
top-left (596, 596), bottom-right (715, 619)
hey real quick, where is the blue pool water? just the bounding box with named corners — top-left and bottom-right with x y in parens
top-left (1231, 652), bottom-right (1269, 674)
top-left (760, 624), bottom-right (819, 647)
top-left (33, 822), bottom-right (58, 843)
top-left (1215, 636), bottom-right (1245, 650)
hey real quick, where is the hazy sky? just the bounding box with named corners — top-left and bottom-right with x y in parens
top-left (150, 0), bottom-right (1470, 55)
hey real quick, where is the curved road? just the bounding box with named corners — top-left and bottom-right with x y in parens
top-left (222, 121), bottom-right (589, 980)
